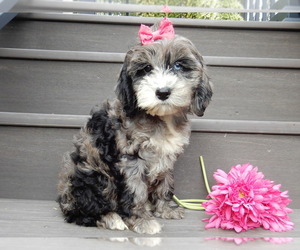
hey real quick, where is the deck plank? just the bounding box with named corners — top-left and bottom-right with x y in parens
top-left (1, 59), bottom-right (299, 121)
top-left (1, 236), bottom-right (299, 250)
top-left (0, 126), bottom-right (299, 208)
top-left (0, 199), bottom-right (299, 240)
top-left (0, 19), bottom-right (299, 58)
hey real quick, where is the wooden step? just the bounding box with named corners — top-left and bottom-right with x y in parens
top-left (0, 199), bottom-right (299, 240)
top-left (1, 16), bottom-right (299, 58)
top-left (1, 126), bottom-right (299, 208)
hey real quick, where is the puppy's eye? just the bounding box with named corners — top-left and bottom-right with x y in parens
top-left (173, 62), bottom-right (183, 71)
top-left (144, 65), bottom-right (152, 73)
top-left (172, 61), bottom-right (192, 72)
top-left (136, 65), bottom-right (153, 77)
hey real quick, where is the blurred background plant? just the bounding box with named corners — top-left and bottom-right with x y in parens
top-left (74, 0), bottom-right (294, 22)
top-left (134, 0), bottom-right (244, 20)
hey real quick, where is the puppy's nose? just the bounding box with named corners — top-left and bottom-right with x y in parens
top-left (156, 87), bottom-right (171, 101)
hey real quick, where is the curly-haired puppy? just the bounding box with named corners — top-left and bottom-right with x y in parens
top-left (57, 20), bottom-right (213, 234)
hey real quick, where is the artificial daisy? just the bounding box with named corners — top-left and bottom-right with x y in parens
top-left (202, 164), bottom-right (294, 233)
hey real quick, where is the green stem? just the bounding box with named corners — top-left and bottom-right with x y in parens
top-left (199, 156), bottom-right (212, 194)
top-left (179, 199), bottom-right (208, 203)
top-left (173, 195), bottom-right (206, 210)
top-left (172, 156), bottom-right (211, 211)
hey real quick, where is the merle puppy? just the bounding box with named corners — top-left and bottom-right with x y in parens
top-left (58, 18), bottom-right (212, 234)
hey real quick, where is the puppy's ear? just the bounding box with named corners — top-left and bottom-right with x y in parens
top-left (181, 38), bottom-right (213, 117)
top-left (191, 72), bottom-right (213, 117)
top-left (115, 60), bottom-right (139, 117)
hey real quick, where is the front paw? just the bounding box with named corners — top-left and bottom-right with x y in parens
top-left (154, 203), bottom-right (185, 219)
top-left (131, 218), bottom-right (162, 235)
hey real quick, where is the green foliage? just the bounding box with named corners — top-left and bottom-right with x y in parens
top-left (135, 0), bottom-right (244, 20)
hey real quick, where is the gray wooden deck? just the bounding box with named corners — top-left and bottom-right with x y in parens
top-left (0, 3), bottom-right (300, 249)
top-left (0, 199), bottom-right (299, 249)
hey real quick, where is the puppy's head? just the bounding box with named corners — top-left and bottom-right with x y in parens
top-left (116, 25), bottom-right (212, 118)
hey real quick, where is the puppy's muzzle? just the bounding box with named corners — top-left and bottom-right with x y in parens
top-left (156, 87), bottom-right (171, 101)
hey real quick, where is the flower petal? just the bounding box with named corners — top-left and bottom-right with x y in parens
top-left (225, 206), bottom-right (232, 220)
top-left (214, 169), bottom-right (229, 184)
top-left (234, 225), bottom-right (243, 233)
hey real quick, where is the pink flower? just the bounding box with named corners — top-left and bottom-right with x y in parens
top-left (161, 5), bottom-right (172, 13)
top-left (202, 164), bottom-right (294, 233)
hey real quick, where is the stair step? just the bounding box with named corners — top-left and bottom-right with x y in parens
top-left (1, 112), bottom-right (299, 135)
top-left (1, 59), bottom-right (299, 121)
top-left (0, 126), bottom-right (299, 207)
top-left (1, 17), bottom-right (299, 58)
top-left (1, 48), bottom-right (300, 68)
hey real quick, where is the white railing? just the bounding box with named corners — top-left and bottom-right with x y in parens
top-left (10, 0), bottom-right (300, 15)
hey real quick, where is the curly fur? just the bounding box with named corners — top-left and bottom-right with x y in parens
top-left (57, 28), bottom-right (213, 234)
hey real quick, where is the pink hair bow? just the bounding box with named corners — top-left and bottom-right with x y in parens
top-left (138, 17), bottom-right (175, 45)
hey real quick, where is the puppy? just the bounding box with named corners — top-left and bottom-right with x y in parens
top-left (57, 18), bottom-right (213, 234)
